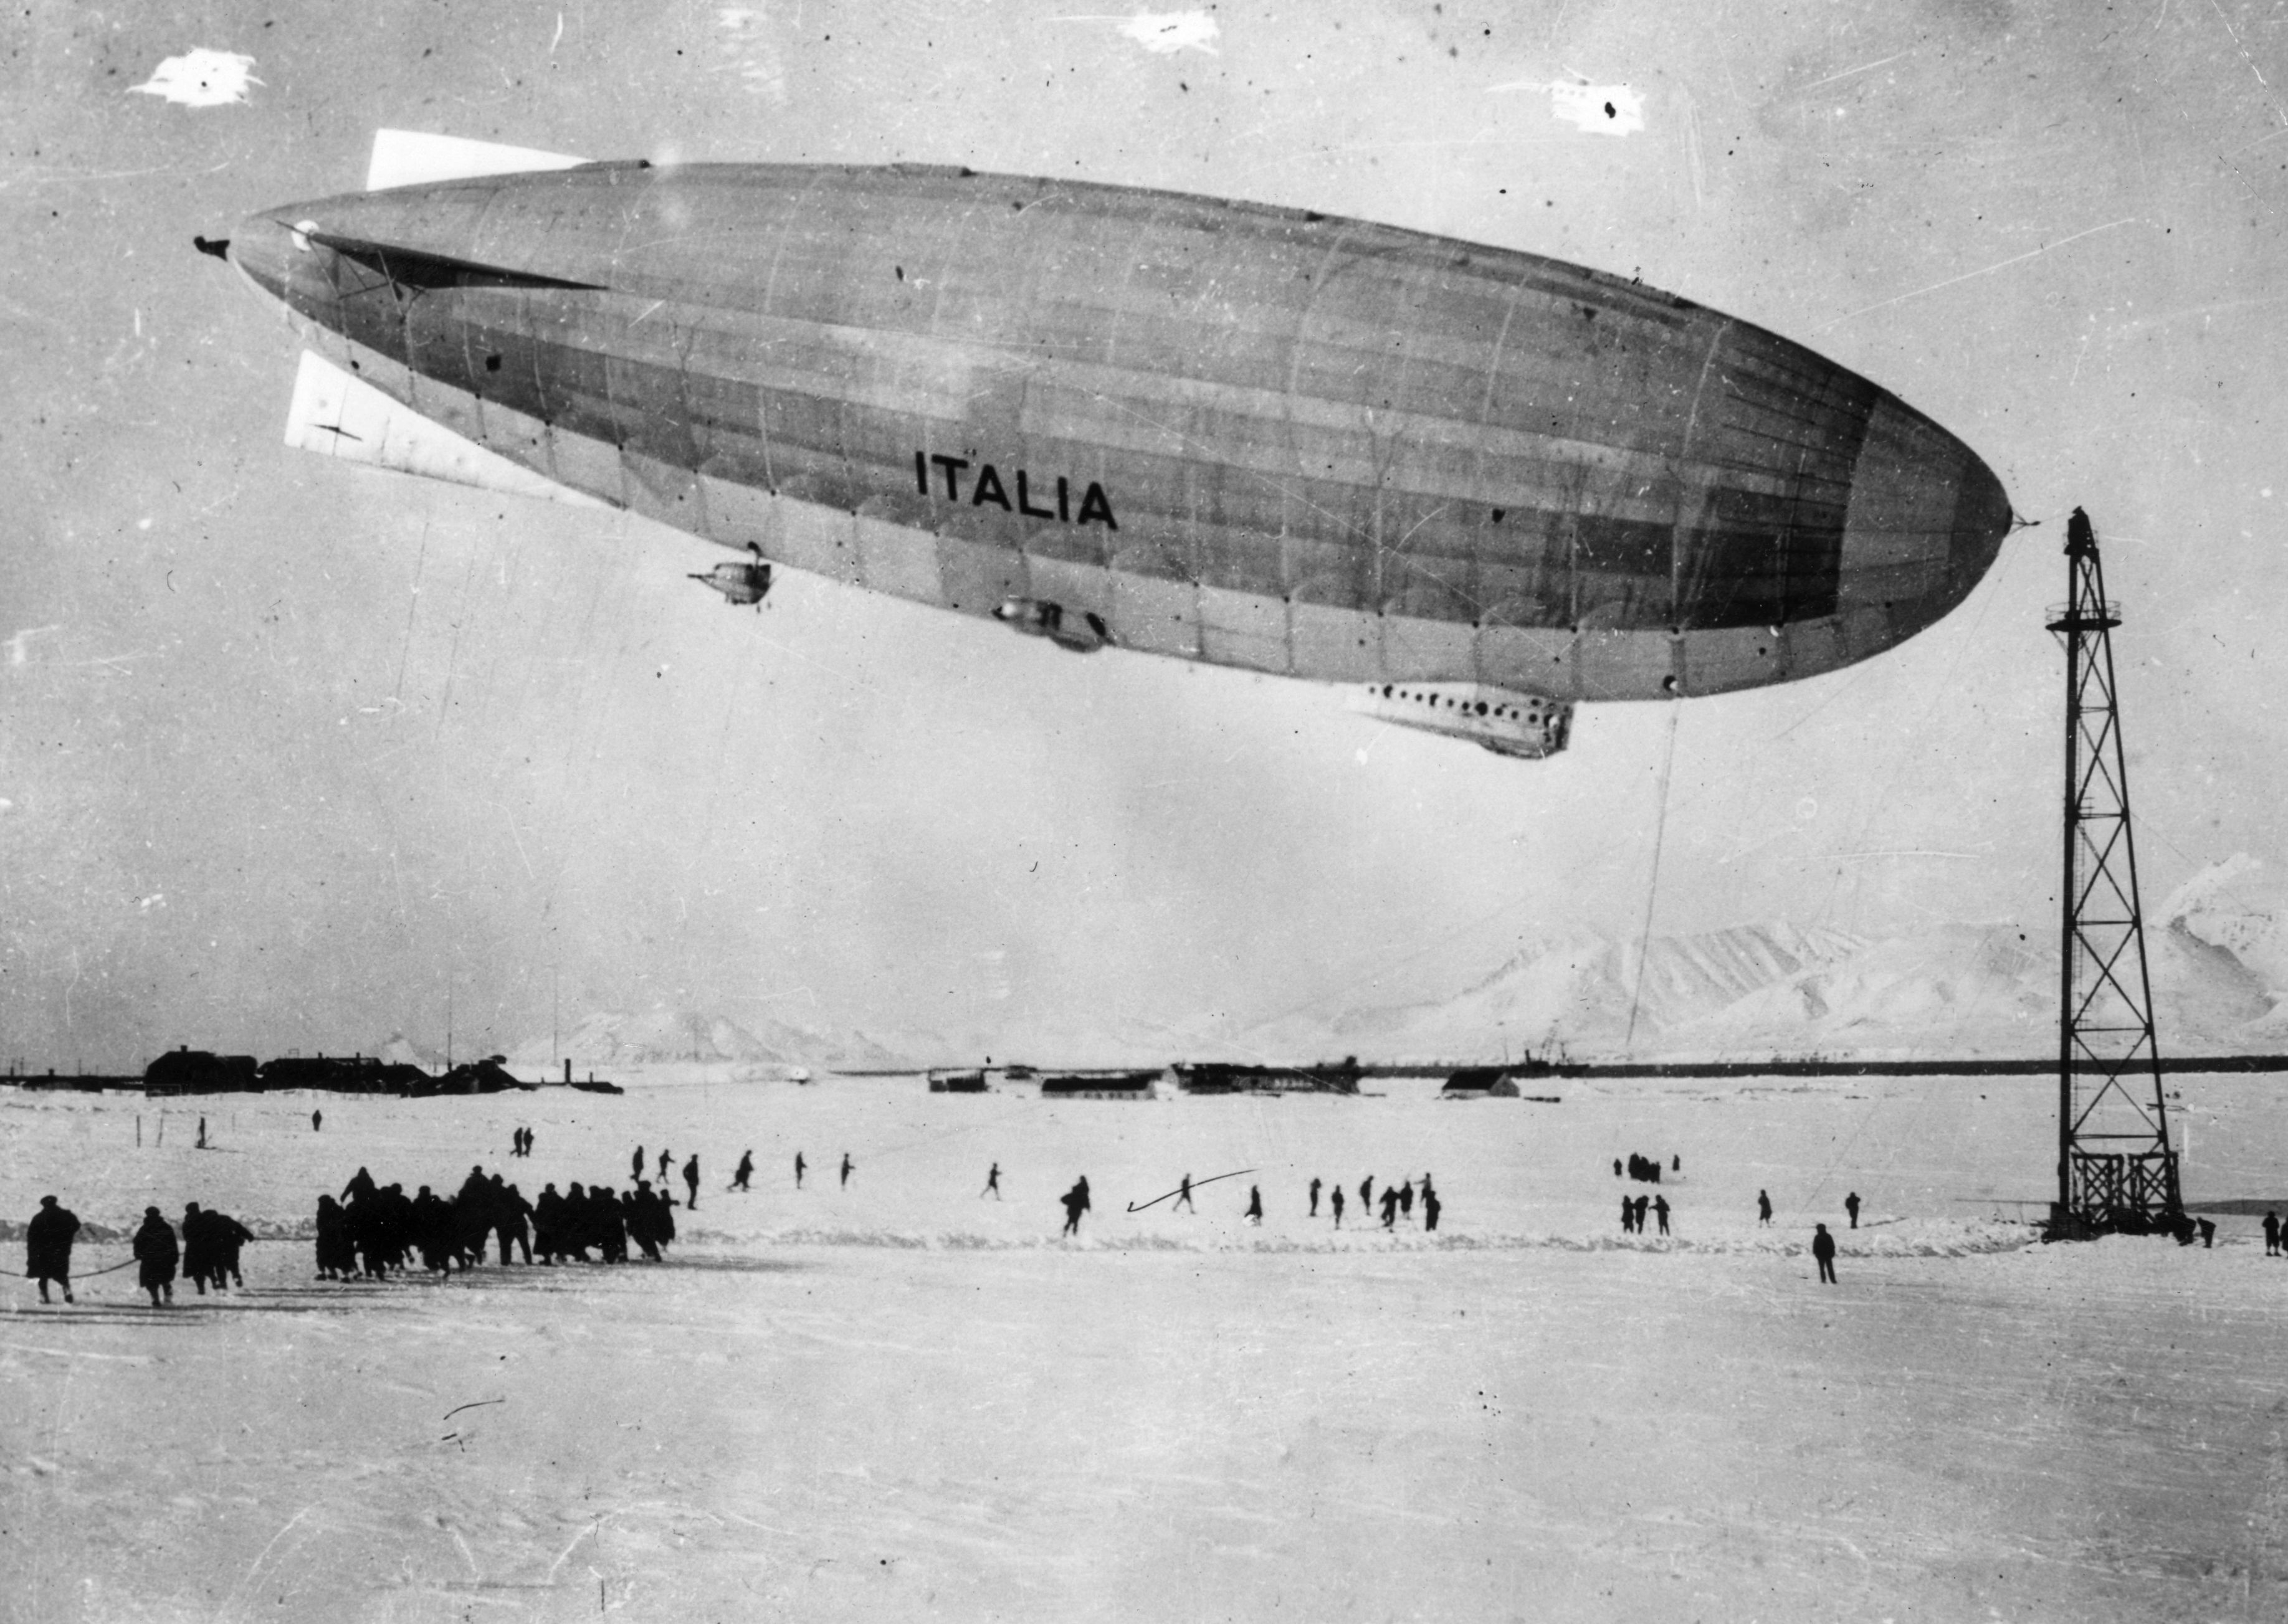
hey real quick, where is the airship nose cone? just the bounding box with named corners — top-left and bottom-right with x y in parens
top-left (1948, 451), bottom-right (2013, 601)
top-left (215, 211), bottom-right (302, 302)
top-left (1838, 396), bottom-right (2013, 635)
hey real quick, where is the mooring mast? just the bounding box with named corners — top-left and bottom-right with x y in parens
top-left (2047, 508), bottom-right (2181, 1236)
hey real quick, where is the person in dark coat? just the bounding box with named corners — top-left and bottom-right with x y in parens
top-left (180, 1203), bottom-right (216, 1294)
top-left (26, 1195), bottom-right (79, 1304)
top-left (133, 1207), bottom-right (178, 1306)
top-left (1845, 1192), bottom-right (1861, 1230)
top-left (2265, 1211), bottom-right (2281, 1257)
top-left (311, 1109), bottom-right (322, 1133)
top-left (840, 1152), bottom-right (854, 1189)
top-left (632, 1146), bottom-right (646, 1184)
top-left (795, 1151), bottom-right (806, 1188)
top-left (1380, 1185), bottom-right (1401, 1229)
top-left (315, 1194), bottom-right (351, 1280)
top-left (1308, 1177), bottom-right (1322, 1217)
top-left (1812, 1222), bottom-right (1838, 1284)
top-left (1399, 1179), bottom-right (1414, 1219)
top-left (627, 1183), bottom-right (665, 1261)
top-left (207, 1209), bottom-right (255, 1288)
top-left (682, 1154), bottom-right (700, 1212)
top-left (1360, 1175), bottom-right (1373, 1212)
top-left (1633, 1194), bottom-right (1650, 1234)
top-left (1621, 1194), bottom-right (1636, 1234)
top-left (658, 1147), bottom-right (672, 1181)
top-left (1330, 1185), bottom-right (1345, 1227)
top-left (1423, 1185), bottom-right (1441, 1232)
top-left (342, 1166), bottom-right (376, 1204)
top-left (1245, 1185), bottom-right (1263, 1225)
top-left (733, 1151), bottom-right (754, 1192)
top-left (492, 1177), bottom-right (533, 1265)
top-left (981, 1162), bottom-right (1001, 1199)
top-left (1758, 1189), bottom-right (1773, 1227)
top-left (1175, 1174), bottom-right (1195, 1213)
top-left (1060, 1176), bottom-right (1090, 1237)
top-left (1653, 1195), bottom-right (1671, 1237)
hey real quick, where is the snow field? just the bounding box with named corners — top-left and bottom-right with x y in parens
top-left (4, 1071), bottom-right (2286, 1621)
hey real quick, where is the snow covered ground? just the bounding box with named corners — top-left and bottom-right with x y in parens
top-left (4, 1072), bottom-right (2286, 1620)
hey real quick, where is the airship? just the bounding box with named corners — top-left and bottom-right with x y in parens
top-left (204, 130), bottom-right (2011, 759)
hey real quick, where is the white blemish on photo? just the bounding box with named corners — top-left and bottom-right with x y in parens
top-left (1054, 11), bottom-right (1221, 55)
top-left (128, 50), bottom-right (261, 108)
top-left (1492, 75), bottom-right (1645, 136)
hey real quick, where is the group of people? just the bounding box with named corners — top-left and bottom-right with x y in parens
top-left (1616, 1152), bottom-right (1675, 1184)
top-left (30, 1198), bottom-right (258, 1309)
top-left (315, 1161), bottom-right (687, 1279)
top-left (508, 1126), bottom-right (537, 1157)
top-left (1619, 1192), bottom-right (1671, 1235)
top-left (629, 1146), bottom-right (705, 1209)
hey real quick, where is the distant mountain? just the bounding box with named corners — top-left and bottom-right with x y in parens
top-left (1246, 855), bottom-right (2288, 1063)
top-left (503, 1007), bottom-right (912, 1071)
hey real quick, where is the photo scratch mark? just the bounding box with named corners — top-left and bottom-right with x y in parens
top-left (129, 50), bottom-right (260, 108)
top-left (1795, 50), bottom-right (1914, 95)
top-left (1819, 219), bottom-right (2140, 329)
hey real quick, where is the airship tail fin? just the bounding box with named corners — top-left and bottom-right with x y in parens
top-left (366, 128), bottom-right (589, 191)
top-left (282, 349), bottom-right (605, 511)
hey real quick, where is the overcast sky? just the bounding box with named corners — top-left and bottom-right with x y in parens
top-left (5, 0), bottom-right (2285, 1069)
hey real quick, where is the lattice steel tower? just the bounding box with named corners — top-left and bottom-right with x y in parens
top-left (2047, 508), bottom-right (2181, 1236)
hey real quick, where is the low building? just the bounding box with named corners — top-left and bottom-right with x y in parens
top-left (1037, 1070), bottom-right (1159, 1100)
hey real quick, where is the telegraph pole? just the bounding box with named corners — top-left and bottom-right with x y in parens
top-left (2046, 508), bottom-right (2181, 1238)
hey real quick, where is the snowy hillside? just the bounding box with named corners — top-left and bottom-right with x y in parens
top-left (1253, 855), bottom-right (2288, 1061)
top-left (498, 1007), bottom-right (912, 1073)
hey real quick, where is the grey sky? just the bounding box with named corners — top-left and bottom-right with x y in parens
top-left (4, 0), bottom-right (2283, 1068)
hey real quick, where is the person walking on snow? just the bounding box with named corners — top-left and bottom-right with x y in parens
top-left (1245, 1186), bottom-right (1263, 1225)
top-left (25, 1195), bottom-right (79, 1304)
top-left (1175, 1174), bottom-right (1195, 1213)
top-left (133, 1207), bottom-right (178, 1308)
top-left (682, 1154), bottom-right (700, 1211)
top-left (1758, 1189), bottom-right (1773, 1227)
top-left (1845, 1191), bottom-right (1861, 1230)
top-left (2266, 1210), bottom-right (2281, 1257)
top-left (1060, 1176), bottom-right (1090, 1237)
top-left (794, 1151), bottom-right (806, 1189)
top-left (1309, 1177), bottom-right (1322, 1217)
top-left (1812, 1223), bottom-right (1838, 1284)
top-left (733, 1151), bottom-right (753, 1192)
top-left (840, 1152), bottom-right (854, 1189)
top-left (981, 1162), bottom-right (1002, 1200)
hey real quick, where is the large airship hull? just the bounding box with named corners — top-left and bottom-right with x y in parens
top-left (221, 158), bottom-right (2009, 728)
